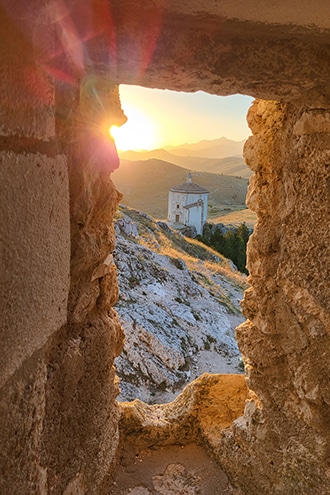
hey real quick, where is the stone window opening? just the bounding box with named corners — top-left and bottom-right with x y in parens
top-left (110, 90), bottom-right (253, 406)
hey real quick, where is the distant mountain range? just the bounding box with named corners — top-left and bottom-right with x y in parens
top-left (164, 136), bottom-right (245, 157)
top-left (118, 137), bottom-right (251, 179)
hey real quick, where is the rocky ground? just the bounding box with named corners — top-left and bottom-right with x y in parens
top-left (111, 444), bottom-right (237, 495)
top-left (111, 373), bottom-right (247, 494)
top-left (113, 206), bottom-right (248, 404)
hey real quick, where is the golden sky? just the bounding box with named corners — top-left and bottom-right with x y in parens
top-left (110, 85), bottom-right (253, 151)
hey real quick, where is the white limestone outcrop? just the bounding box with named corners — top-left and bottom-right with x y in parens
top-left (114, 207), bottom-right (247, 403)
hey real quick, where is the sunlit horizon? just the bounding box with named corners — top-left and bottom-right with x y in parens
top-left (109, 104), bottom-right (159, 151)
top-left (111, 85), bottom-right (253, 152)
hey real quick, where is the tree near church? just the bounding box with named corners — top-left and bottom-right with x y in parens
top-left (196, 222), bottom-right (251, 274)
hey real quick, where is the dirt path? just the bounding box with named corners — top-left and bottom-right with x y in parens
top-left (110, 444), bottom-right (237, 495)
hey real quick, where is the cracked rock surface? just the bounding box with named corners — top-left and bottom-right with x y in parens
top-left (113, 206), bottom-right (247, 403)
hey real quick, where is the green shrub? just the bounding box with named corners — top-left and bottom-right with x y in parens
top-left (199, 222), bottom-right (251, 274)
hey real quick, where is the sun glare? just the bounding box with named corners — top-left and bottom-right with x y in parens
top-left (109, 105), bottom-right (157, 151)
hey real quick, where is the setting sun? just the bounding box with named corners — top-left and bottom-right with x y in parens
top-left (109, 105), bottom-right (158, 151)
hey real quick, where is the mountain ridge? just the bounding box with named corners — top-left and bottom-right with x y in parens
top-left (117, 136), bottom-right (251, 178)
top-left (164, 136), bottom-right (245, 153)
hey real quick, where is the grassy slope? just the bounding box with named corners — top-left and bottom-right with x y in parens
top-left (116, 205), bottom-right (249, 294)
top-left (119, 151), bottom-right (251, 178)
top-left (210, 208), bottom-right (257, 228)
top-left (112, 158), bottom-right (250, 220)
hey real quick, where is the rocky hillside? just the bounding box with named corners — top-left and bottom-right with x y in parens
top-left (113, 206), bottom-right (248, 404)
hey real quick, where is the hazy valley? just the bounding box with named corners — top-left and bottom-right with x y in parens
top-left (112, 137), bottom-right (256, 226)
top-left (119, 136), bottom-right (250, 178)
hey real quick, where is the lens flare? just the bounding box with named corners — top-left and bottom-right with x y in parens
top-left (109, 105), bottom-right (157, 151)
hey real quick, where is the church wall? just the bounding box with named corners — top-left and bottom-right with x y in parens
top-left (168, 191), bottom-right (184, 223)
top-left (168, 190), bottom-right (209, 232)
top-left (187, 206), bottom-right (203, 235)
top-left (186, 192), bottom-right (209, 231)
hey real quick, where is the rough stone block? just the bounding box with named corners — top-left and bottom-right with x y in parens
top-left (0, 1), bottom-right (55, 139)
top-left (0, 151), bottom-right (70, 388)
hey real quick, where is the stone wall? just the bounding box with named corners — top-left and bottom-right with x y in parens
top-left (0, 2), bottom-right (68, 492)
top-left (108, 0), bottom-right (330, 104)
top-left (1, 1), bottom-right (330, 494)
top-left (41, 75), bottom-right (126, 495)
top-left (0, 3), bottom-right (126, 493)
top-left (218, 100), bottom-right (330, 494)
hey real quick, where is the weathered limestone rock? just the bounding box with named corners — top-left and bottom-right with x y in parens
top-left (113, 374), bottom-right (247, 494)
top-left (108, 0), bottom-right (330, 104)
top-left (39, 76), bottom-right (126, 494)
top-left (217, 100), bottom-right (330, 494)
top-left (114, 207), bottom-right (246, 403)
top-left (119, 374), bottom-right (247, 450)
top-left (0, 3), bottom-right (126, 493)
